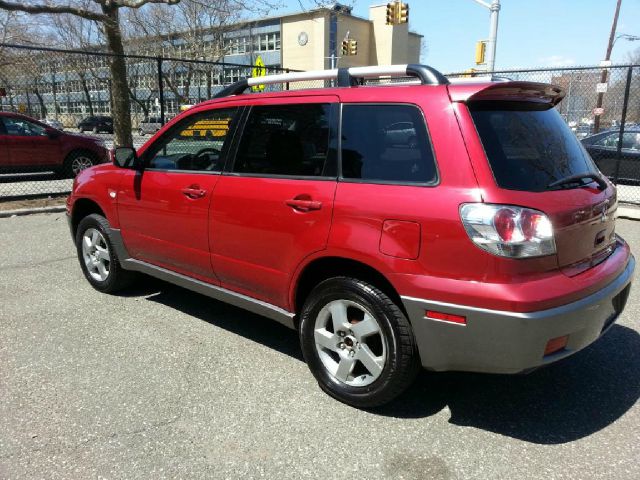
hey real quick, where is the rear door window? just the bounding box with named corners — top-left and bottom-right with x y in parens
top-left (593, 132), bottom-right (619, 148)
top-left (340, 104), bottom-right (437, 184)
top-left (470, 104), bottom-right (598, 192)
top-left (232, 103), bottom-right (335, 177)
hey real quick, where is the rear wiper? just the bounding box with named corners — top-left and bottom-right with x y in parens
top-left (547, 173), bottom-right (607, 191)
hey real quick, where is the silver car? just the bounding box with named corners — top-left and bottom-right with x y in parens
top-left (138, 116), bottom-right (163, 136)
top-left (43, 118), bottom-right (64, 130)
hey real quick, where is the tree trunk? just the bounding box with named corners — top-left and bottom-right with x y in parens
top-left (128, 85), bottom-right (149, 117)
top-left (25, 88), bottom-right (32, 116)
top-left (101, 6), bottom-right (132, 147)
top-left (34, 86), bottom-right (47, 118)
top-left (80, 74), bottom-right (94, 117)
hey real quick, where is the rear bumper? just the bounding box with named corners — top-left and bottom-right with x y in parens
top-left (402, 255), bottom-right (635, 373)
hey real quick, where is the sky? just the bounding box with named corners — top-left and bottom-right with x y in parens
top-left (275, 0), bottom-right (640, 73)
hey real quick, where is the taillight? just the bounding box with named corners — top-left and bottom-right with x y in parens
top-left (460, 203), bottom-right (556, 258)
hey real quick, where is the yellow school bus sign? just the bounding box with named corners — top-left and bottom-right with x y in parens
top-left (252, 55), bottom-right (266, 92)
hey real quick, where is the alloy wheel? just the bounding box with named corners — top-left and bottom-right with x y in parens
top-left (71, 156), bottom-right (94, 175)
top-left (314, 299), bottom-right (387, 387)
top-left (81, 228), bottom-right (110, 282)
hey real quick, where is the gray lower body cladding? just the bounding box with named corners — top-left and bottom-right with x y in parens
top-left (402, 257), bottom-right (635, 373)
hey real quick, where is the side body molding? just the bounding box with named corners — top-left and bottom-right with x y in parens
top-left (109, 228), bottom-right (296, 329)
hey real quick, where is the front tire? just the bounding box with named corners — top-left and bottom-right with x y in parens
top-left (299, 277), bottom-right (419, 408)
top-left (75, 214), bottom-right (134, 293)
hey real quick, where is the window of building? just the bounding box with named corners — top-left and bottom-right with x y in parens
top-left (224, 68), bottom-right (243, 84)
top-left (225, 32), bottom-right (281, 55)
top-left (232, 103), bottom-right (334, 177)
top-left (341, 104), bottom-right (437, 184)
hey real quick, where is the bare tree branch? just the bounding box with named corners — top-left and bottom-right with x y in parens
top-left (0, 0), bottom-right (107, 22)
top-left (117, 0), bottom-right (180, 6)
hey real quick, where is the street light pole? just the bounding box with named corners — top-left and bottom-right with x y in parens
top-left (472, 0), bottom-right (501, 73)
top-left (593, 0), bottom-right (622, 134)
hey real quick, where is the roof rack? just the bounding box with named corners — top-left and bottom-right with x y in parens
top-left (213, 64), bottom-right (449, 98)
top-left (448, 75), bottom-right (512, 83)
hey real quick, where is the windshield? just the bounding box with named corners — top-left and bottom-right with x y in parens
top-left (470, 104), bottom-right (598, 192)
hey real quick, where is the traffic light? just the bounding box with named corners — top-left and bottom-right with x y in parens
top-left (386, 2), bottom-right (397, 25)
top-left (387, 2), bottom-right (409, 25)
top-left (349, 39), bottom-right (358, 56)
top-left (462, 68), bottom-right (477, 78)
top-left (398, 2), bottom-right (409, 24)
top-left (475, 41), bottom-right (486, 65)
top-left (341, 40), bottom-right (349, 56)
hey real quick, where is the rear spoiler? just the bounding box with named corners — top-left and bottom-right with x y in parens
top-left (448, 81), bottom-right (565, 106)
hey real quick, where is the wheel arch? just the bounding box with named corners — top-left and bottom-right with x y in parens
top-left (64, 148), bottom-right (99, 164)
top-left (292, 256), bottom-right (406, 321)
top-left (70, 198), bottom-right (106, 238)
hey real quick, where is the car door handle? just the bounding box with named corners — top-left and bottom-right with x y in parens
top-left (285, 198), bottom-right (322, 212)
top-left (181, 186), bottom-right (206, 199)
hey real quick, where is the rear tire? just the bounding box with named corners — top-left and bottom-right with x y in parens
top-left (75, 214), bottom-right (135, 294)
top-left (299, 277), bottom-right (419, 408)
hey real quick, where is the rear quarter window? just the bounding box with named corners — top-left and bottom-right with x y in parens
top-left (340, 104), bottom-right (437, 184)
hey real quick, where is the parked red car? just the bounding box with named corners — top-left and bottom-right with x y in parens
top-left (66, 65), bottom-right (634, 408)
top-left (0, 112), bottom-right (109, 177)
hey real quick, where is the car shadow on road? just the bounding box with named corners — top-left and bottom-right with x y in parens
top-left (136, 279), bottom-right (305, 361)
top-left (379, 324), bottom-right (640, 444)
top-left (131, 280), bottom-right (640, 445)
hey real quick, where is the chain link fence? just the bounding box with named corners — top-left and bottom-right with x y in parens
top-left (0, 44), bottom-right (296, 200)
top-left (0, 43), bottom-right (639, 204)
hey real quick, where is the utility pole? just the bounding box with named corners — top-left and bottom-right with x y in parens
top-left (593, 0), bottom-right (622, 134)
top-left (471, 0), bottom-right (501, 73)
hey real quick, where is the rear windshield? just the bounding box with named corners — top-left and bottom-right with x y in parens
top-left (470, 104), bottom-right (598, 192)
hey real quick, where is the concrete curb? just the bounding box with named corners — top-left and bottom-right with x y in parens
top-left (619, 206), bottom-right (640, 221)
top-left (0, 205), bottom-right (66, 218)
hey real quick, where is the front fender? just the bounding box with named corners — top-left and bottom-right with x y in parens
top-left (69, 164), bottom-right (123, 228)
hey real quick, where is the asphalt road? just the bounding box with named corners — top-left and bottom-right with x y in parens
top-left (1, 213), bottom-right (639, 479)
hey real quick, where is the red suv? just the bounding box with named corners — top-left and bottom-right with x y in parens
top-left (66, 65), bottom-right (634, 408)
top-left (0, 112), bottom-right (108, 177)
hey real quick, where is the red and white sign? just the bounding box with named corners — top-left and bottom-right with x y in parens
top-left (593, 107), bottom-right (604, 116)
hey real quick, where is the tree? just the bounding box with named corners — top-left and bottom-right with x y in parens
top-left (124, 1), bottom-right (241, 106)
top-left (0, 0), bottom-right (323, 145)
top-left (0, 12), bottom-right (53, 115)
top-left (0, 0), bottom-right (187, 147)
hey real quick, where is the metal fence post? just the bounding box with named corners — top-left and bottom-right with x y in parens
top-left (157, 56), bottom-right (165, 126)
top-left (613, 66), bottom-right (633, 184)
top-left (286, 68), bottom-right (290, 91)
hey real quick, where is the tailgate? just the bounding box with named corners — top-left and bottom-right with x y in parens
top-left (465, 95), bottom-right (618, 271)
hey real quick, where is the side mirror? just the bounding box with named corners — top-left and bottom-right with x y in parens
top-left (113, 147), bottom-right (141, 170)
top-left (45, 127), bottom-right (61, 139)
